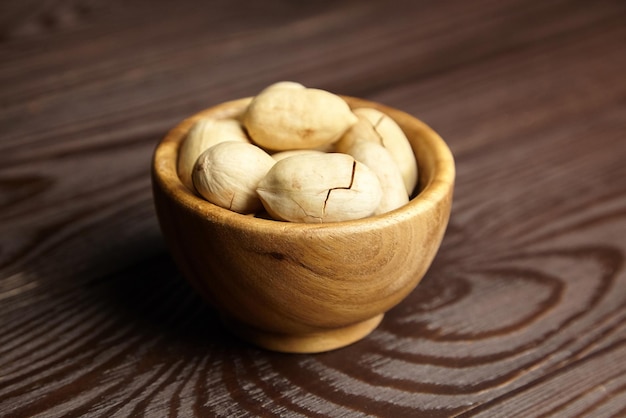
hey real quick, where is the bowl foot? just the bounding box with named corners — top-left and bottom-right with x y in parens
top-left (221, 314), bottom-right (384, 354)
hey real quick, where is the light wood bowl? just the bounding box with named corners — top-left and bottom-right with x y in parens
top-left (151, 96), bottom-right (455, 353)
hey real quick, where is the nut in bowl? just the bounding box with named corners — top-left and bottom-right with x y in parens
top-left (151, 89), bottom-right (455, 353)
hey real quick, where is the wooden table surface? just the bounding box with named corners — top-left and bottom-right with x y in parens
top-left (1, 0), bottom-right (626, 416)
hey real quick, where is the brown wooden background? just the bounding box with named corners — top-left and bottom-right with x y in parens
top-left (1, 0), bottom-right (626, 416)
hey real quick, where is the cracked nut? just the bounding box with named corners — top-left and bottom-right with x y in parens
top-left (192, 141), bottom-right (275, 214)
top-left (243, 83), bottom-right (358, 151)
top-left (342, 139), bottom-right (408, 215)
top-left (337, 107), bottom-right (418, 195)
top-left (178, 118), bottom-right (249, 191)
top-left (256, 153), bottom-right (382, 223)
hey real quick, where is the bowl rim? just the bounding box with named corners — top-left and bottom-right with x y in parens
top-left (152, 96), bottom-right (455, 235)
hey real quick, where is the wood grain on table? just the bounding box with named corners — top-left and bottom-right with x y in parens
top-left (1, 0), bottom-right (625, 416)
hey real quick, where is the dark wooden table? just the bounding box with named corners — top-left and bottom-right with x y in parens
top-left (2, 0), bottom-right (625, 416)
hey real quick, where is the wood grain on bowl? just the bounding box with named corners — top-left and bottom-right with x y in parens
top-left (152, 97), bottom-right (455, 353)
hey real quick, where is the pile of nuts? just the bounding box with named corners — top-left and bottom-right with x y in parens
top-left (177, 82), bottom-right (418, 223)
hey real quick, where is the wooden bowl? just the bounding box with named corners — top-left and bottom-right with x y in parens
top-left (151, 96), bottom-right (455, 353)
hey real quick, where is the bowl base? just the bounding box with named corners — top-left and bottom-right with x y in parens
top-left (221, 314), bottom-right (384, 354)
